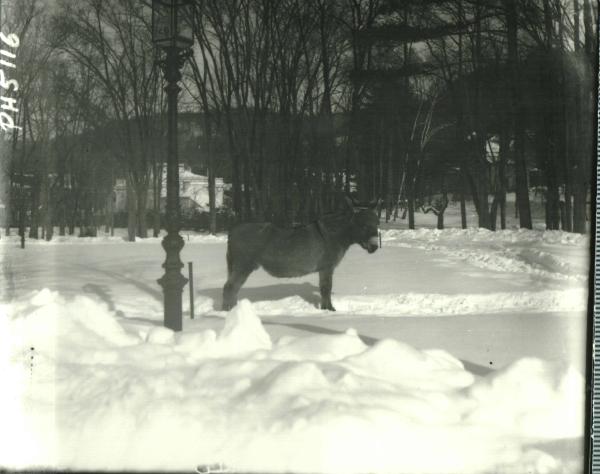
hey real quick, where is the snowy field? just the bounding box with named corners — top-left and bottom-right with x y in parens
top-left (0, 202), bottom-right (591, 473)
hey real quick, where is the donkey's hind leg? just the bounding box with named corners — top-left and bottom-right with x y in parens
top-left (222, 265), bottom-right (254, 311)
top-left (319, 267), bottom-right (336, 311)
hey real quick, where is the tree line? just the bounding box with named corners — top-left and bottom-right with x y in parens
top-left (1, 0), bottom-right (596, 242)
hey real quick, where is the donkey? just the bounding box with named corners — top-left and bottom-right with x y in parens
top-left (222, 197), bottom-right (381, 311)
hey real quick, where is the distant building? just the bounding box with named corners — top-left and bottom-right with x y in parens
top-left (114, 165), bottom-right (227, 212)
top-left (114, 180), bottom-right (127, 211)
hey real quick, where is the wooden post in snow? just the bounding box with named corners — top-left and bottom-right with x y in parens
top-left (188, 261), bottom-right (195, 320)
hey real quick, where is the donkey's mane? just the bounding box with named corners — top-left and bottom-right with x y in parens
top-left (318, 210), bottom-right (354, 235)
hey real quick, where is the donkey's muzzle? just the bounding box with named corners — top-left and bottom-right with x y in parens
top-left (365, 236), bottom-right (379, 253)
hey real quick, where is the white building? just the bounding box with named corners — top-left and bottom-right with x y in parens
top-left (114, 165), bottom-right (226, 212)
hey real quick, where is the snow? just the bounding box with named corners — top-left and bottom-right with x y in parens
top-left (13, 230), bottom-right (228, 245)
top-left (218, 299), bottom-right (273, 353)
top-left (381, 228), bottom-right (587, 285)
top-left (0, 292), bottom-right (585, 473)
top-left (0, 215), bottom-right (589, 473)
top-left (248, 288), bottom-right (586, 316)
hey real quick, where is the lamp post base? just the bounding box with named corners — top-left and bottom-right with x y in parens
top-left (157, 231), bottom-right (188, 331)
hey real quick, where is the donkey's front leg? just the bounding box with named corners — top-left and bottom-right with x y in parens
top-left (222, 266), bottom-right (253, 311)
top-left (319, 267), bottom-right (335, 311)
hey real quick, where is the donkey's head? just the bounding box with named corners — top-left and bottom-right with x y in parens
top-left (344, 197), bottom-right (381, 254)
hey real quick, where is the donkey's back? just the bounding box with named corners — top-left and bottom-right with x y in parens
top-left (227, 221), bottom-right (327, 278)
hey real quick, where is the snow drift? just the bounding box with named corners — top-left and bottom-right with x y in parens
top-left (1, 290), bottom-right (585, 474)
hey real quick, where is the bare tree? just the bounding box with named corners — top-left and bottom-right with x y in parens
top-left (54, 0), bottom-right (163, 240)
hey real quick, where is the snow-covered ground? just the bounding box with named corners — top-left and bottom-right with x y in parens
top-left (0, 202), bottom-right (590, 473)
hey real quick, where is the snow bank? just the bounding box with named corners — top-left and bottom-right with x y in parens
top-left (1, 291), bottom-right (584, 473)
top-left (381, 227), bottom-right (588, 246)
top-left (381, 228), bottom-right (588, 282)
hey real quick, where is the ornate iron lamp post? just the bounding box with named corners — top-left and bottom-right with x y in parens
top-left (152, 0), bottom-right (193, 331)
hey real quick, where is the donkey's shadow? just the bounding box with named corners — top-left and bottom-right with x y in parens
top-left (198, 281), bottom-right (320, 309)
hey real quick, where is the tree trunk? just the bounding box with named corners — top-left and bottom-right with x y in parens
top-left (43, 179), bottom-right (53, 241)
top-left (460, 187), bottom-right (467, 229)
top-left (489, 194), bottom-right (500, 231)
top-left (232, 151), bottom-right (242, 220)
top-left (90, 203), bottom-right (98, 237)
top-left (126, 175), bottom-right (136, 242)
top-left (136, 183), bottom-right (148, 238)
top-left (457, 4), bottom-right (468, 231)
top-left (29, 177), bottom-right (40, 239)
top-left (583, 0), bottom-right (595, 62)
top-left (4, 121), bottom-right (18, 237)
top-left (110, 191), bottom-right (115, 237)
top-left (506, 0), bottom-right (532, 228)
top-left (58, 156), bottom-right (66, 236)
top-left (573, 186), bottom-right (587, 233)
top-left (465, 168), bottom-right (486, 228)
top-left (478, 184), bottom-right (491, 230)
top-left (386, 142), bottom-right (394, 222)
top-left (208, 154), bottom-right (217, 235)
top-left (407, 184), bottom-right (415, 230)
top-left (436, 192), bottom-right (448, 231)
top-left (153, 163), bottom-right (161, 237)
top-left (498, 129), bottom-right (509, 230)
top-left (540, 118), bottom-right (561, 231)
top-left (104, 193), bottom-right (110, 234)
top-left (243, 151), bottom-right (252, 220)
top-left (19, 203), bottom-right (25, 249)
top-left (106, 190), bottom-right (114, 236)
top-left (574, 0), bottom-right (582, 51)
top-left (68, 187), bottom-right (77, 236)
top-left (545, 185), bottom-right (560, 230)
